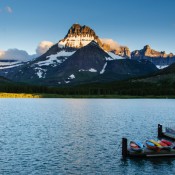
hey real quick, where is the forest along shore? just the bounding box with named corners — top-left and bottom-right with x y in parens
top-left (0, 93), bottom-right (175, 98)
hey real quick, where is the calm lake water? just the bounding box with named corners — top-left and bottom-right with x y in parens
top-left (0, 99), bottom-right (175, 174)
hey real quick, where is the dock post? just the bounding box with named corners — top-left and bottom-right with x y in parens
top-left (122, 138), bottom-right (128, 158)
top-left (158, 124), bottom-right (163, 138)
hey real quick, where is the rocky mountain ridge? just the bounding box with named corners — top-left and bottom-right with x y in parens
top-left (59, 24), bottom-right (130, 58)
top-left (131, 45), bottom-right (175, 68)
top-left (132, 45), bottom-right (174, 58)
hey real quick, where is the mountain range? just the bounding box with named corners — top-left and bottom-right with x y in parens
top-left (131, 45), bottom-right (175, 68)
top-left (0, 24), bottom-right (174, 86)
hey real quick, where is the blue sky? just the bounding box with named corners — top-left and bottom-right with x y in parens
top-left (0, 0), bottom-right (175, 54)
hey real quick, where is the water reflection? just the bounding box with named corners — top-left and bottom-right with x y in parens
top-left (0, 99), bottom-right (175, 174)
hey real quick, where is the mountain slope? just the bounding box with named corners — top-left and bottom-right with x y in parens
top-left (96, 59), bottom-right (158, 82)
top-left (132, 62), bottom-right (175, 85)
top-left (41, 41), bottom-right (110, 85)
top-left (0, 75), bottom-right (9, 82)
top-left (6, 41), bottom-right (158, 86)
top-left (158, 63), bottom-right (175, 75)
top-left (1, 44), bottom-right (77, 84)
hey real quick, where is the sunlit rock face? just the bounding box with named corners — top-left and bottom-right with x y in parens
top-left (132, 45), bottom-right (174, 58)
top-left (131, 45), bottom-right (175, 68)
top-left (59, 24), bottom-right (102, 48)
top-left (59, 24), bottom-right (131, 58)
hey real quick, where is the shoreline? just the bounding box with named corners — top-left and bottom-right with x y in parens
top-left (0, 93), bottom-right (41, 98)
top-left (0, 93), bottom-right (175, 99)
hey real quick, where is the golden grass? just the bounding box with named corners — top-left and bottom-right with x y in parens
top-left (0, 93), bottom-right (41, 98)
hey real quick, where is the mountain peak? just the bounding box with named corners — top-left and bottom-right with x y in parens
top-left (144, 45), bottom-right (151, 50)
top-left (58, 24), bottom-right (102, 48)
top-left (65, 24), bottom-right (96, 37)
top-left (88, 40), bottom-right (99, 47)
top-left (131, 45), bottom-right (175, 63)
top-left (57, 23), bottom-right (131, 58)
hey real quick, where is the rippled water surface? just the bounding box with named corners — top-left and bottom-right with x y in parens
top-left (0, 99), bottom-right (175, 174)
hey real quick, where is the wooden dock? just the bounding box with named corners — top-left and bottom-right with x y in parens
top-left (158, 124), bottom-right (175, 140)
top-left (122, 124), bottom-right (175, 158)
top-left (122, 138), bottom-right (175, 158)
top-left (128, 148), bottom-right (175, 158)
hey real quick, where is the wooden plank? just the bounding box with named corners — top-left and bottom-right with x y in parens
top-left (127, 148), bottom-right (175, 158)
top-left (163, 132), bottom-right (175, 140)
top-left (146, 154), bottom-right (175, 157)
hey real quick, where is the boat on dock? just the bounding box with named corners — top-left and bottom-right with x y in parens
top-left (145, 140), bottom-right (161, 152)
top-left (128, 148), bottom-right (175, 158)
top-left (122, 138), bottom-right (175, 158)
top-left (130, 141), bottom-right (144, 152)
top-left (161, 139), bottom-right (173, 146)
top-left (121, 124), bottom-right (175, 158)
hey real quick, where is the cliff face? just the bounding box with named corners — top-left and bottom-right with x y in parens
top-left (59, 24), bottom-right (102, 48)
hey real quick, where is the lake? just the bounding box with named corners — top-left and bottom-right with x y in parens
top-left (0, 99), bottom-right (175, 174)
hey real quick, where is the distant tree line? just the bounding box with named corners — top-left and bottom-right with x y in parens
top-left (0, 80), bottom-right (175, 96)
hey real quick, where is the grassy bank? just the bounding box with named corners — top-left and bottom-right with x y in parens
top-left (0, 93), bottom-right (41, 98)
top-left (1, 92), bottom-right (175, 98)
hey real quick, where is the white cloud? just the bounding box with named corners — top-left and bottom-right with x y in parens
top-left (0, 50), bottom-right (5, 57)
top-left (100, 38), bottom-right (120, 50)
top-left (0, 49), bottom-right (32, 61)
top-left (36, 41), bottom-right (54, 55)
top-left (0, 41), bottom-right (54, 62)
top-left (5, 6), bottom-right (13, 13)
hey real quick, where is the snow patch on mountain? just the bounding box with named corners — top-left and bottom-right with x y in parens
top-left (0, 61), bottom-right (20, 66)
top-left (156, 65), bottom-right (169, 69)
top-left (68, 74), bottom-right (75, 79)
top-left (79, 68), bottom-right (97, 73)
top-left (108, 52), bottom-right (124, 59)
top-left (65, 80), bottom-right (70, 84)
top-left (36, 50), bottom-right (76, 67)
top-left (36, 70), bottom-right (43, 78)
top-left (0, 61), bottom-right (23, 69)
top-left (100, 63), bottom-right (107, 74)
top-left (89, 68), bottom-right (97, 72)
top-left (35, 67), bottom-right (47, 78)
top-left (105, 57), bottom-right (113, 61)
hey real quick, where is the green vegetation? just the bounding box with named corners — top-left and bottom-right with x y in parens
top-left (0, 77), bottom-right (175, 98)
top-left (1, 93), bottom-right (175, 99)
top-left (39, 94), bottom-right (175, 98)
